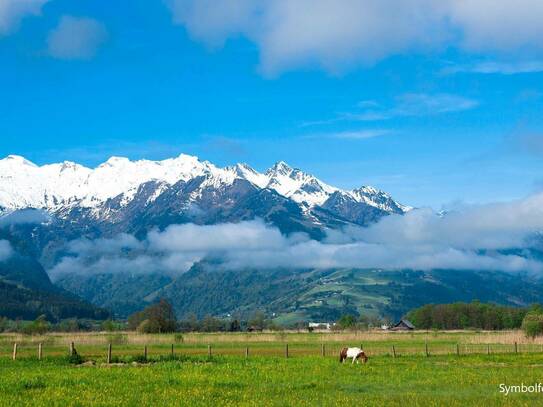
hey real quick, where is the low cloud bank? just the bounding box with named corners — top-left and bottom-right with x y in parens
top-left (0, 209), bottom-right (50, 226)
top-left (49, 192), bottom-right (543, 278)
top-left (0, 240), bottom-right (13, 262)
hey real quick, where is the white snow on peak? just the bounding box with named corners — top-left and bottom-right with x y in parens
top-left (262, 161), bottom-right (338, 206)
top-left (0, 153), bottom-right (408, 214)
top-left (0, 153), bottom-right (221, 211)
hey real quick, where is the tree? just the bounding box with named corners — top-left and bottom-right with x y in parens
top-left (101, 319), bottom-right (119, 332)
top-left (201, 315), bottom-right (225, 332)
top-left (23, 314), bottom-right (50, 335)
top-left (522, 312), bottom-right (543, 339)
top-left (128, 299), bottom-right (177, 333)
top-left (337, 314), bottom-right (356, 330)
top-left (229, 319), bottom-right (241, 332)
top-left (248, 311), bottom-right (266, 330)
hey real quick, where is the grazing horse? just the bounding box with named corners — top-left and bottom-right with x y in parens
top-left (339, 347), bottom-right (368, 364)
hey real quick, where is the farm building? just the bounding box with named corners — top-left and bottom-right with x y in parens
top-left (308, 322), bottom-right (333, 331)
top-left (390, 319), bottom-right (415, 331)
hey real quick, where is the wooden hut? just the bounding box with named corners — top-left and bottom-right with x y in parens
top-left (390, 319), bottom-right (415, 331)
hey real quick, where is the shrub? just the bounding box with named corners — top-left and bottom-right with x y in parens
top-left (66, 353), bottom-right (84, 365)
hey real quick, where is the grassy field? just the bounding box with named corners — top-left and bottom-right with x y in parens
top-left (1, 331), bottom-right (543, 406)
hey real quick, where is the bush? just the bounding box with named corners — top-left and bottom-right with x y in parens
top-left (137, 319), bottom-right (160, 334)
top-left (522, 312), bottom-right (543, 339)
top-left (66, 353), bottom-right (84, 365)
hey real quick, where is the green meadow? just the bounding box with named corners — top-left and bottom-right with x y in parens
top-left (1, 331), bottom-right (543, 406)
top-left (2, 354), bottom-right (543, 406)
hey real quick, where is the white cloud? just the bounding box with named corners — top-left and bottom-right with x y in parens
top-left (169, 0), bottom-right (543, 75)
top-left (302, 93), bottom-right (478, 129)
top-left (0, 0), bottom-right (48, 35)
top-left (0, 209), bottom-right (50, 226)
top-left (394, 93), bottom-right (479, 116)
top-left (328, 129), bottom-right (391, 140)
top-left (48, 192), bottom-right (543, 278)
top-left (444, 61), bottom-right (543, 75)
top-left (447, 0), bottom-right (543, 53)
top-left (340, 93), bottom-right (478, 123)
top-left (0, 240), bottom-right (13, 262)
top-left (47, 16), bottom-right (108, 60)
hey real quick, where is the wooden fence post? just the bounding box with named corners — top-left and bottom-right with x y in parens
top-left (456, 343), bottom-right (459, 356)
top-left (514, 342), bottom-right (518, 354)
top-left (144, 345), bottom-right (148, 360)
top-left (487, 344), bottom-right (490, 355)
top-left (321, 344), bottom-right (325, 357)
top-left (425, 341), bottom-right (429, 357)
top-left (392, 345), bottom-right (396, 358)
top-left (208, 345), bottom-right (212, 358)
top-left (171, 344), bottom-right (174, 357)
top-left (107, 343), bottom-right (112, 364)
top-left (245, 346), bottom-right (249, 359)
top-left (285, 344), bottom-right (289, 358)
top-left (12, 343), bottom-right (17, 361)
top-left (38, 343), bottom-right (43, 360)
top-left (69, 342), bottom-right (75, 356)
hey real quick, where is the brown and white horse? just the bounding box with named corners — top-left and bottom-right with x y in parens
top-left (339, 347), bottom-right (368, 364)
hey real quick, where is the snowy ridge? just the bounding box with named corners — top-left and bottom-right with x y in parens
top-left (0, 153), bottom-right (409, 215)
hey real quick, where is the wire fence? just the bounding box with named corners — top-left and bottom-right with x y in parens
top-left (4, 340), bottom-right (543, 362)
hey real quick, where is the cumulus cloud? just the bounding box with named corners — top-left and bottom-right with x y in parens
top-left (168, 0), bottom-right (543, 75)
top-left (0, 0), bottom-right (48, 35)
top-left (47, 16), bottom-right (108, 60)
top-left (0, 240), bottom-right (13, 262)
top-left (447, 0), bottom-right (543, 53)
top-left (49, 193), bottom-right (543, 279)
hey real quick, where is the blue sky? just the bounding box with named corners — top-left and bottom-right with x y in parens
top-left (2, 0), bottom-right (543, 208)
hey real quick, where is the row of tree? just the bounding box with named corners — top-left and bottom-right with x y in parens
top-left (5, 299), bottom-right (543, 337)
top-left (406, 301), bottom-right (537, 331)
top-left (126, 300), bottom-right (279, 333)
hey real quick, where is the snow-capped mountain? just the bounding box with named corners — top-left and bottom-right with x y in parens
top-left (0, 154), bottom-right (410, 218)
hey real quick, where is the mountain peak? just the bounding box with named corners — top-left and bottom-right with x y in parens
top-left (1, 155), bottom-right (37, 168)
top-left (266, 161), bottom-right (293, 176)
top-left (97, 156), bottom-right (131, 169)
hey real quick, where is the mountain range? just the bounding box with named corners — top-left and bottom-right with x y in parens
top-left (0, 153), bottom-right (409, 227)
top-left (1, 153), bottom-right (542, 322)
